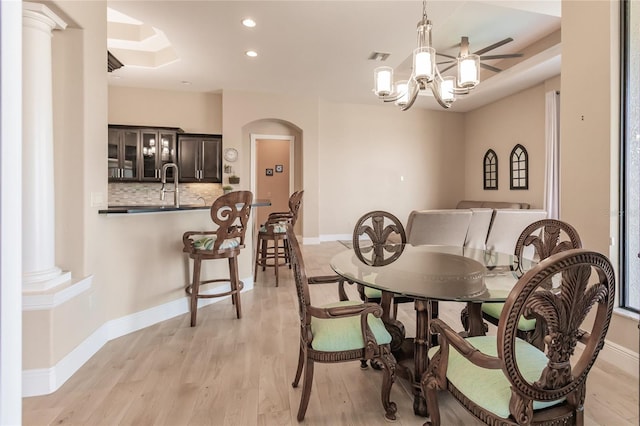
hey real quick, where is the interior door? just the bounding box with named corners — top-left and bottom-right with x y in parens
top-left (254, 137), bottom-right (292, 226)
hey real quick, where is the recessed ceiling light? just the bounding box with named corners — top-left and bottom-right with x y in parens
top-left (245, 50), bottom-right (258, 58)
top-left (242, 18), bottom-right (256, 28)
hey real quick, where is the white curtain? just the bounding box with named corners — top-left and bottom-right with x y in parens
top-left (544, 91), bottom-right (560, 219)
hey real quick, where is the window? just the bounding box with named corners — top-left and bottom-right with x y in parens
top-left (620, 0), bottom-right (639, 313)
top-left (510, 144), bottom-right (528, 190)
top-left (483, 149), bottom-right (498, 190)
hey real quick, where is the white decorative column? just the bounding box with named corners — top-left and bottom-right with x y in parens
top-left (22, 2), bottom-right (69, 292)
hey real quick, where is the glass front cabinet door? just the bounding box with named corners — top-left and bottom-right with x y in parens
top-left (140, 129), bottom-right (177, 181)
top-left (108, 127), bottom-right (139, 181)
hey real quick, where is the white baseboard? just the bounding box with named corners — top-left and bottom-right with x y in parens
top-left (22, 277), bottom-right (254, 397)
top-left (319, 233), bottom-right (350, 242)
top-left (599, 338), bottom-right (639, 379)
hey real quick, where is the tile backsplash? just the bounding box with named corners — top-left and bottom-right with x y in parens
top-left (108, 182), bottom-right (224, 206)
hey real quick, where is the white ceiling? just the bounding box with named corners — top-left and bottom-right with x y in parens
top-left (106, 1), bottom-right (561, 113)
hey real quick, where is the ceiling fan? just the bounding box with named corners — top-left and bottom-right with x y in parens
top-left (437, 37), bottom-right (523, 74)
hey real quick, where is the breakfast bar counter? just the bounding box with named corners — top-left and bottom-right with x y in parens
top-left (98, 199), bottom-right (271, 214)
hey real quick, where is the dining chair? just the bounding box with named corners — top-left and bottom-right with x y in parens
top-left (309, 210), bottom-right (409, 318)
top-left (285, 223), bottom-right (398, 422)
top-left (422, 248), bottom-right (615, 426)
top-left (253, 190), bottom-right (303, 286)
top-left (350, 211), bottom-right (410, 312)
top-left (461, 219), bottom-right (582, 349)
top-left (182, 190), bottom-right (253, 326)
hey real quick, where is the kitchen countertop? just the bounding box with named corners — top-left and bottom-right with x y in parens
top-left (99, 199), bottom-right (271, 214)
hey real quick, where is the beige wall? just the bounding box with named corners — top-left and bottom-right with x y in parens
top-left (318, 100), bottom-right (466, 235)
top-left (108, 86), bottom-right (222, 134)
top-left (464, 83), bottom-right (553, 208)
top-left (560, 1), bottom-right (637, 354)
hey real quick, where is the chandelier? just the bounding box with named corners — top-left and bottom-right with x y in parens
top-left (373, 0), bottom-right (480, 110)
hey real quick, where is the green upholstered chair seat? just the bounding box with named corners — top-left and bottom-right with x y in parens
top-left (428, 336), bottom-right (563, 419)
top-left (481, 302), bottom-right (537, 331)
top-left (363, 286), bottom-right (383, 299)
top-left (193, 236), bottom-right (240, 251)
top-left (310, 301), bottom-right (392, 352)
top-left (259, 222), bottom-right (288, 233)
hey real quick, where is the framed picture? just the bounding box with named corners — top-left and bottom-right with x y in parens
top-left (265, 168), bottom-right (274, 176)
top-left (275, 164), bottom-right (284, 173)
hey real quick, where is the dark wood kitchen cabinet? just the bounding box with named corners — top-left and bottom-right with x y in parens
top-left (108, 125), bottom-right (182, 182)
top-left (177, 134), bottom-right (222, 183)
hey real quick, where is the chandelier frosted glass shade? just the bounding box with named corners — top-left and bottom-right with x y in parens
top-left (374, 66), bottom-right (394, 97)
top-left (458, 54), bottom-right (480, 88)
top-left (439, 76), bottom-right (456, 104)
top-left (413, 46), bottom-right (435, 81)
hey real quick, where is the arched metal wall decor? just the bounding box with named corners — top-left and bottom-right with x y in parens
top-left (483, 149), bottom-right (498, 190)
top-left (510, 144), bottom-right (528, 190)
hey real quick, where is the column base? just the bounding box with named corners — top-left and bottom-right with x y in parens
top-left (23, 267), bottom-right (71, 292)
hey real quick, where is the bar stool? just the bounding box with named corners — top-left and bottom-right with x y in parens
top-left (254, 190), bottom-right (303, 286)
top-left (182, 190), bottom-right (253, 326)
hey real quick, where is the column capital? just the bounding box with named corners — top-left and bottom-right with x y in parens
top-left (23, 2), bottom-right (67, 32)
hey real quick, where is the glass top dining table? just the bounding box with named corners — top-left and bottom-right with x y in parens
top-left (330, 243), bottom-right (533, 417)
top-left (330, 244), bottom-right (533, 303)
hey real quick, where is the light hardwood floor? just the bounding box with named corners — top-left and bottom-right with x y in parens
top-left (23, 242), bottom-right (639, 425)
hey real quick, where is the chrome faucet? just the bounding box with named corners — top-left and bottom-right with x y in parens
top-left (160, 163), bottom-right (180, 207)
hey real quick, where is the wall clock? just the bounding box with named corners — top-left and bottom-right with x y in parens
top-left (223, 147), bottom-right (238, 162)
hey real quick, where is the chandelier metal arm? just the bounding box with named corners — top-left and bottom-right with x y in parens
top-left (399, 80), bottom-right (421, 111)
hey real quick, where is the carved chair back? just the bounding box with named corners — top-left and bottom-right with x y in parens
top-left (264, 190), bottom-right (304, 226)
top-left (497, 249), bottom-right (615, 423)
top-left (352, 210), bottom-right (407, 267)
top-left (209, 190), bottom-right (252, 251)
top-left (514, 219), bottom-right (583, 276)
top-left (286, 190), bottom-right (304, 226)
